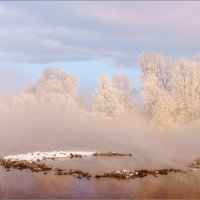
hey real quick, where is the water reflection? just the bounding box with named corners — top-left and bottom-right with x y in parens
top-left (1, 156), bottom-right (200, 198)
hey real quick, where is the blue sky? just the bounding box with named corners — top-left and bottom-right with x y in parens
top-left (0, 60), bottom-right (140, 93)
top-left (0, 1), bottom-right (200, 93)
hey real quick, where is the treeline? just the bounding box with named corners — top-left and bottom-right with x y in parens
top-left (1, 51), bottom-right (200, 127)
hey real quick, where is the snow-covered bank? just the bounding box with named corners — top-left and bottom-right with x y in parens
top-left (3, 151), bottom-right (95, 162)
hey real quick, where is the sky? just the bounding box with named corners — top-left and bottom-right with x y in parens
top-left (0, 1), bottom-right (200, 93)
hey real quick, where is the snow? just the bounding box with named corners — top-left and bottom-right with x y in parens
top-left (191, 168), bottom-right (198, 171)
top-left (3, 151), bottom-right (95, 162)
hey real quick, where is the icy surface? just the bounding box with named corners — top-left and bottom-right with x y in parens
top-left (3, 151), bottom-right (95, 162)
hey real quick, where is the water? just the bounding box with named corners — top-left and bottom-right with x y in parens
top-left (1, 118), bottom-right (200, 198)
top-left (1, 154), bottom-right (200, 198)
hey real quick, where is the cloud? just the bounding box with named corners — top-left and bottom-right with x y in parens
top-left (0, 2), bottom-right (200, 67)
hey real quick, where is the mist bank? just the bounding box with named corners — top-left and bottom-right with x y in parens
top-left (1, 51), bottom-right (200, 165)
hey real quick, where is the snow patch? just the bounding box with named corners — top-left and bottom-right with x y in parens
top-left (3, 151), bottom-right (95, 162)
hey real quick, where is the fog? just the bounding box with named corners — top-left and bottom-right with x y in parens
top-left (1, 64), bottom-right (200, 198)
top-left (1, 103), bottom-right (200, 198)
top-left (0, 82), bottom-right (200, 169)
top-left (1, 52), bottom-right (200, 168)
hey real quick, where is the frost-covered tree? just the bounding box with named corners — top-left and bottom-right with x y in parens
top-left (32, 68), bottom-right (81, 113)
top-left (12, 68), bottom-right (82, 115)
top-left (93, 73), bottom-right (134, 119)
top-left (139, 51), bottom-right (172, 90)
top-left (139, 52), bottom-right (200, 126)
top-left (139, 52), bottom-right (173, 125)
top-left (112, 72), bottom-right (131, 92)
top-left (112, 72), bottom-right (135, 114)
top-left (152, 89), bottom-right (176, 126)
top-left (140, 74), bottom-right (162, 118)
top-left (12, 92), bottom-right (38, 113)
top-left (31, 68), bottom-right (79, 100)
top-left (170, 59), bottom-right (200, 123)
top-left (94, 74), bottom-right (119, 118)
